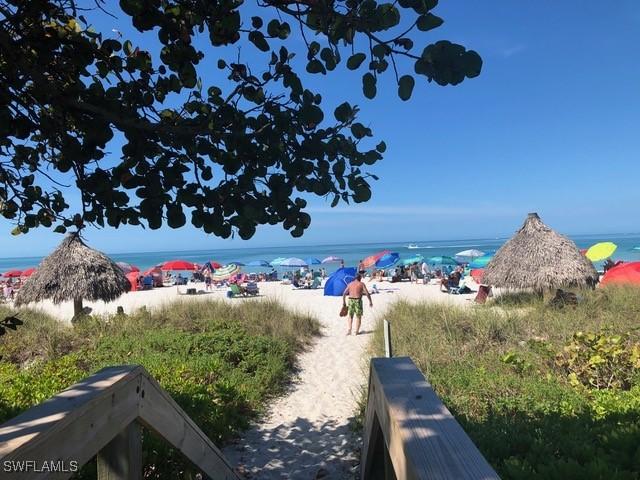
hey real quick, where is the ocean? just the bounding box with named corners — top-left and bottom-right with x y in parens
top-left (1, 233), bottom-right (639, 273)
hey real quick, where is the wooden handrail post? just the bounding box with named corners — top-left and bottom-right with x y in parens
top-left (97, 421), bottom-right (142, 480)
top-left (383, 319), bottom-right (392, 358)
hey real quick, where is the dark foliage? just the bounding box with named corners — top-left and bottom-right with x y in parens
top-left (0, 0), bottom-right (480, 238)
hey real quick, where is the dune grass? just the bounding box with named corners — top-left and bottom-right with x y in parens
top-left (370, 286), bottom-right (640, 479)
top-left (0, 299), bottom-right (320, 478)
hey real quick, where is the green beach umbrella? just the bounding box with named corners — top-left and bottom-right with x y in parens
top-left (428, 256), bottom-right (459, 266)
top-left (211, 264), bottom-right (241, 281)
top-left (401, 254), bottom-right (424, 266)
top-left (469, 255), bottom-right (494, 269)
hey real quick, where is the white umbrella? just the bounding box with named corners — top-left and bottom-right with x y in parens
top-left (455, 249), bottom-right (485, 259)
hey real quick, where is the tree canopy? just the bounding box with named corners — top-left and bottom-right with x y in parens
top-left (0, 0), bottom-right (481, 239)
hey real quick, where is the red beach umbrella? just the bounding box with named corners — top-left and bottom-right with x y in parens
top-left (160, 260), bottom-right (197, 271)
top-left (3, 270), bottom-right (22, 278)
top-left (21, 267), bottom-right (37, 277)
top-left (362, 250), bottom-right (391, 269)
top-left (209, 261), bottom-right (222, 269)
top-left (126, 271), bottom-right (141, 292)
top-left (470, 268), bottom-right (485, 284)
top-left (116, 262), bottom-right (140, 274)
top-left (600, 262), bottom-right (640, 286)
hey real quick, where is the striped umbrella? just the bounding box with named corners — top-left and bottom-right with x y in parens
top-left (321, 256), bottom-right (343, 264)
top-left (211, 264), bottom-right (241, 281)
top-left (376, 252), bottom-right (400, 269)
top-left (362, 250), bottom-right (391, 269)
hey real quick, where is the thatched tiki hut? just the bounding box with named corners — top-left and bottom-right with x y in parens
top-left (15, 233), bottom-right (130, 319)
top-left (483, 213), bottom-right (598, 292)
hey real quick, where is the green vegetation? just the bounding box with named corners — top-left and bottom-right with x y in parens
top-left (0, 299), bottom-right (319, 477)
top-left (371, 287), bottom-right (640, 479)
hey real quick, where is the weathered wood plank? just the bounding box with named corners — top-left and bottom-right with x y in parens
top-left (0, 366), bottom-right (142, 480)
top-left (97, 421), bottom-right (142, 480)
top-left (361, 357), bottom-right (499, 480)
top-left (0, 365), bottom-right (240, 480)
top-left (137, 371), bottom-right (239, 480)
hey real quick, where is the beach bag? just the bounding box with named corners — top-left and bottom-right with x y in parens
top-left (339, 303), bottom-right (348, 317)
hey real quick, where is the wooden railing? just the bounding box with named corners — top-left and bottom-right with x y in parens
top-left (0, 365), bottom-right (239, 480)
top-left (361, 356), bottom-right (500, 479)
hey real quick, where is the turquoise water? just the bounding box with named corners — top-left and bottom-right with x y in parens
top-left (1, 233), bottom-right (639, 273)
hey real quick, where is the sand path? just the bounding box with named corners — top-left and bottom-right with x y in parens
top-left (24, 280), bottom-right (474, 478)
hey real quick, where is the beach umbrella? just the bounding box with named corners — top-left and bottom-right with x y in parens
top-left (211, 264), bottom-right (241, 281)
top-left (279, 257), bottom-right (308, 267)
top-left (116, 262), bottom-right (140, 274)
top-left (585, 242), bottom-right (617, 262)
top-left (455, 249), bottom-right (485, 259)
top-left (469, 255), bottom-right (494, 269)
top-left (428, 256), bottom-right (459, 266)
top-left (14, 233), bottom-right (130, 318)
top-left (126, 271), bottom-right (141, 292)
top-left (376, 252), bottom-right (400, 269)
top-left (324, 267), bottom-right (357, 296)
top-left (400, 254), bottom-right (424, 266)
top-left (3, 270), bottom-right (23, 278)
top-left (247, 260), bottom-right (271, 267)
top-left (209, 261), bottom-right (223, 269)
top-left (362, 250), bottom-right (391, 269)
top-left (600, 262), bottom-right (640, 286)
top-left (483, 213), bottom-right (598, 291)
top-left (321, 256), bottom-right (343, 264)
top-left (160, 260), bottom-right (197, 270)
top-left (305, 257), bottom-right (322, 265)
top-left (229, 261), bottom-right (245, 266)
top-left (270, 257), bottom-right (287, 266)
top-left (470, 268), bottom-right (485, 284)
top-left (21, 268), bottom-right (37, 277)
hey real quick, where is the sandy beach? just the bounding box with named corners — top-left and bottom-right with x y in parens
top-left (18, 279), bottom-right (476, 479)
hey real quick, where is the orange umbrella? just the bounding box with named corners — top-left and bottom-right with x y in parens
top-left (600, 262), bottom-right (640, 286)
top-left (361, 250), bottom-right (391, 269)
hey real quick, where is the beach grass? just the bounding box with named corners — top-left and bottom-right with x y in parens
top-left (0, 299), bottom-right (320, 477)
top-left (369, 286), bottom-right (640, 479)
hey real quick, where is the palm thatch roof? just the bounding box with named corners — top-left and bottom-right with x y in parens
top-left (482, 213), bottom-right (598, 291)
top-left (15, 233), bottom-right (130, 307)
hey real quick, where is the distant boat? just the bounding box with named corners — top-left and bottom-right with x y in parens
top-left (407, 244), bottom-right (420, 249)
top-left (634, 246), bottom-right (640, 251)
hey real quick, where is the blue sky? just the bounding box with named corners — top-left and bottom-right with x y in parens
top-left (1, 0), bottom-right (639, 256)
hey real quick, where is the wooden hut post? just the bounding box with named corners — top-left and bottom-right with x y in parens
top-left (73, 297), bottom-right (84, 318)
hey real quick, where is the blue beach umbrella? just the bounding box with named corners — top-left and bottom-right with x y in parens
top-left (428, 256), bottom-right (459, 266)
top-left (324, 268), bottom-right (357, 296)
top-left (305, 257), bottom-right (322, 265)
top-left (270, 257), bottom-right (287, 266)
top-left (230, 261), bottom-right (245, 266)
top-left (247, 260), bottom-right (271, 267)
top-left (376, 252), bottom-right (400, 269)
top-left (401, 254), bottom-right (424, 266)
top-left (469, 255), bottom-right (494, 269)
top-left (279, 257), bottom-right (308, 267)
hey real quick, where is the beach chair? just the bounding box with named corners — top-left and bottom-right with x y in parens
top-left (474, 285), bottom-right (492, 304)
top-left (245, 282), bottom-right (259, 296)
top-left (142, 276), bottom-right (154, 290)
top-left (229, 283), bottom-right (247, 297)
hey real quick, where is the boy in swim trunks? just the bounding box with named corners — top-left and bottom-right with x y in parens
top-left (342, 274), bottom-right (373, 335)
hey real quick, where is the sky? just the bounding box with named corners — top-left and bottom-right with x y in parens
top-left (1, 0), bottom-right (639, 257)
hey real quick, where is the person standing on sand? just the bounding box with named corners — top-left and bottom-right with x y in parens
top-left (342, 274), bottom-right (373, 335)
